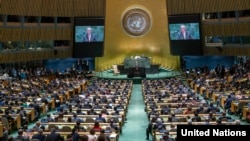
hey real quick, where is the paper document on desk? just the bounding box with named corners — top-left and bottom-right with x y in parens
top-left (109, 134), bottom-right (117, 138)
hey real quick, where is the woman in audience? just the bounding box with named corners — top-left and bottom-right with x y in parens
top-left (92, 121), bottom-right (102, 132)
top-left (184, 106), bottom-right (193, 114)
top-left (87, 129), bottom-right (96, 141)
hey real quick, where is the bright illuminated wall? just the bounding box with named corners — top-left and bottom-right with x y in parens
top-left (95, 0), bottom-right (180, 71)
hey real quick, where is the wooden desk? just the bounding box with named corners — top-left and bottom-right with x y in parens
top-left (55, 109), bottom-right (126, 121)
top-left (0, 107), bottom-right (35, 121)
top-left (189, 81), bottom-right (194, 89)
top-left (47, 99), bottom-right (55, 110)
top-left (150, 113), bottom-right (222, 121)
top-left (221, 97), bottom-right (226, 108)
top-left (0, 123), bottom-right (3, 137)
top-left (44, 122), bottom-right (120, 133)
top-left (159, 121), bottom-right (236, 126)
top-left (74, 86), bottom-right (81, 94)
top-left (144, 94), bottom-right (188, 101)
top-left (26, 108), bottom-right (35, 121)
top-left (39, 103), bottom-right (47, 115)
top-left (199, 86), bottom-right (206, 95)
top-left (30, 131), bottom-right (118, 141)
top-left (46, 94), bottom-right (64, 103)
top-left (243, 107), bottom-right (250, 119)
top-left (194, 84), bottom-right (200, 93)
top-left (231, 102), bottom-right (238, 113)
top-left (230, 100), bottom-right (250, 113)
top-left (69, 89), bottom-right (75, 96)
top-left (155, 102), bottom-right (202, 107)
top-left (0, 114), bottom-right (21, 129)
top-left (53, 114), bottom-right (123, 127)
top-left (146, 107), bottom-right (209, 114)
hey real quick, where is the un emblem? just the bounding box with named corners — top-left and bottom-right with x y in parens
top-left (122, 8), bottom-right (151, 37)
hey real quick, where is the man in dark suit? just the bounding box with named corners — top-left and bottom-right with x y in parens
top-left (83, 27), bottom-right (97, 42)
top-left (46, 128), bottom-right (62, 141)
top-left (32, 129), bottom-right (46, 141)
top-left (177, 25), bottom-right (192, 40)
top-left (14, 129), bottom-right (30, 141)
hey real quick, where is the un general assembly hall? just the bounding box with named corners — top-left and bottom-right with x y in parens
top-left (0, 0), bottom-right (250, 141)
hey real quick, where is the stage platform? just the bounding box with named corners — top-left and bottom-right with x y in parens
top-left (93, 68), bottom-right (181, 83)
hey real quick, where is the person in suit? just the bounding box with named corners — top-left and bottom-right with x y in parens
top-left (83, 27), bottom-right (97, 42)
top-left (177, 25), bottom-right (192, 40)
top-left (71, 128), bottom-right (81, 141)
top-left (32, 129), bottom-right (46, 141)
top-left (46, 128), bottom-right (62, 141)
top-left (14, 129), bottom-right (30, 141)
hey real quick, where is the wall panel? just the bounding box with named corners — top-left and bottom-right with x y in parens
top-left (167, 0), bottom-right (250, 15)
top-left (0, 49), bottom-right (71, 63)
top-left (3, 0), bottom-right (249, 17)
top-left (202, 22), bottom-right (250, 36)
top-left (0, 27), bottom-right (72, 41)
top-left (0, 0), bottom-right (105, 17)
top-left (204, 47), bottom-right (250, 56)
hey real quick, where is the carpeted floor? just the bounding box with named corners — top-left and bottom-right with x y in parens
top-left (119, 84), bottom-right (149, 141)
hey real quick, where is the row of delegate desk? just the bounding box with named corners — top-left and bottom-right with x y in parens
top-left (0, 77), bottom-right (87, 131)
top-left (49, 80), bottom-right (132, 141)
top-left (142, 79), bottom-right (239, 141)
top-left (188, 77), bottom-right (250, 120)
top-left (26, 121), bottom-right (119, 141)
top-left (25, 79), bottom-right (133, 141)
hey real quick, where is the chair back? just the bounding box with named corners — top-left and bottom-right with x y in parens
top-left (85, 117), bottom-right (95, 123)
top-left (61, 126), bottom-right (72, 132)
top-left (112, 65), bottom-right (120, 74)
top-left (48, 124), bottom-right (59, 132)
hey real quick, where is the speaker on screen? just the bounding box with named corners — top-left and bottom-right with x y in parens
top-left (168, 14), bottom-right (203, 56)
top-left (73, 17), bottom-right (105, 58)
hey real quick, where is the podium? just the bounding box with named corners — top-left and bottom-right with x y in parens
top-left (127, 67), bottom-right (146, 78)
top-left (118, 56), bottom-right (159, 77)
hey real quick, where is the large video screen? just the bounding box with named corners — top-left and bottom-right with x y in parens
top-left (169, 23), bottom-right (200, 40)
top-left (75, 26), bottom-right (104, 42)
top-left (73, 18), bottom-right (104, 58)
top-left (168, 14), bottom-right (203, 56)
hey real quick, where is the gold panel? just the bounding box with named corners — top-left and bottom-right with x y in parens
top-left (95, 0), bottom-right (180, 71)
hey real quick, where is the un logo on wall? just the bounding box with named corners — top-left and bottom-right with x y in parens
top-left (122, 8), bottom-right (151, 37)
